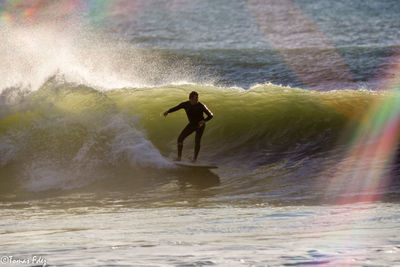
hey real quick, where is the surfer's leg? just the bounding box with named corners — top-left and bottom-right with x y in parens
top-left (177, 124), bottom-right (195, 160)
top-left (194, 124), bottom-right (205, 161)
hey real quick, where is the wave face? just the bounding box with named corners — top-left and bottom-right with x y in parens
top-left (1, 80), bottom-right (399, 203)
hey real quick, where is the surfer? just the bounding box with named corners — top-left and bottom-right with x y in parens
top-left (164, 91), bottom-right (213, 163)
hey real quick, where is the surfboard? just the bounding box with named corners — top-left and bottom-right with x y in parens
top-left (174, 161), bottom-right (218, 169)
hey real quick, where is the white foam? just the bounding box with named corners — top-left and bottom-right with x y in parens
top-left (18, 112), bottom-right (174, 192)
top-left (0, 136), bottom-right (16, 167)
top-left (23, 161), bottom-right (90, 192)
top-left (106, 114), bottom-right (174, 168)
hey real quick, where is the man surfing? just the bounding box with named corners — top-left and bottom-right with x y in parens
top-left (164, 91), bottom-right (213, 163)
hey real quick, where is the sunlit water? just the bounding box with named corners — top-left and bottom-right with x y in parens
top-left (1, 196), bottom-right (399, 266)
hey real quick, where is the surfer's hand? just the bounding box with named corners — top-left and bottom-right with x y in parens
top-left (163, 111), bottom-right (169, 117)
top-left (199, 120), bottom-right (205, 127)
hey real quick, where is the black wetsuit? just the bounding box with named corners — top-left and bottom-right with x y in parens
top-left (167, 101), bottom-right (213, 159)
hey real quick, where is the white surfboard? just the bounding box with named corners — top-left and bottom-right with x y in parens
top-left (174, 161), bottom-right (218, 169)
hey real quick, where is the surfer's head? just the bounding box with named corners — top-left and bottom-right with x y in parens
top-left (189, 91), bottom-right (199, 105)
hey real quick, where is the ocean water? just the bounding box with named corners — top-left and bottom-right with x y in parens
top-left (1, 0), bottom-right (400, 266)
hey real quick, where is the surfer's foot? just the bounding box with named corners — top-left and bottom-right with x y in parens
top-left (191, 158), bottom-right (197, 163)
top-left (174, 157), bottom-right (181, 161)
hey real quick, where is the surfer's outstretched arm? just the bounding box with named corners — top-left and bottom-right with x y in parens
top-left (164, 102), bottom-right (185, 117)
